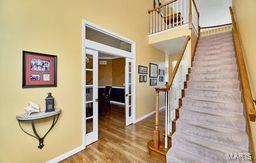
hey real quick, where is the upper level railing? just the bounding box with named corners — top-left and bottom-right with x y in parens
top-left (148, 0), bottom-right (199, 35)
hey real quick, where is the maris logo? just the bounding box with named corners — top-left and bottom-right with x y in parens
top-left (226, 152), bottom-right (252, 161)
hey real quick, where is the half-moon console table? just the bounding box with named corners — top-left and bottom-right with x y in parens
top-left (16, 109), bottom-right (61, 149)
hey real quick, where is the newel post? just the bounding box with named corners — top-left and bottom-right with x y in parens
top-left (153, 90), bottom-right (160, 149)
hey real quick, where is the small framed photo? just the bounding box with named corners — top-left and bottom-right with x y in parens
top-left (143, 75), bottom-right (147, 82)
top-left (159, 69), bottom-right (165, 76)
top-left (149, 63), bottom-right (158, 78)
top-left (22, 51), bottom-right (57, 88)
top-left (138, 65), bottom-right (148, 74)
top-left (159, 76), bottom-right (164, 82)
top-left (150, 78), bottom-right (157, 86)
top-left (139, 75), bottom-right (147, 83)
top-left (139, 75), bottom-right (144, 82)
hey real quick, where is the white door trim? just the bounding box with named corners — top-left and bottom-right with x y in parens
top-left (82, 19), bottom-right (136, 147)
top-left (83, 49), bottom-right (99, 145)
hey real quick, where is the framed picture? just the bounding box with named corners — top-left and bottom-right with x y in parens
top-left (22, 51), bottom-right (57, 88)
top-left (143, 75), bottom-right (147, 82)
top-left (159, 76), bottom-right (164, 82)
top-left (159, 69), bottom-right (165, 76)
top-left (138, 65), bottom-right (148, 74)
top-left (149, 63), bottom-right (158, 78)
top-left (139, 75), bottom-right (147, 83)
top-left (139, 75), bottom-right (144, 82)
top-left (150, 78), bottom-right (157, 86)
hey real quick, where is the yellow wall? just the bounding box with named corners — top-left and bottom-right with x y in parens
top-left (112, 58), bottom-right (125, 87)
top-left (0, 0), bottom-right (164, 162)
top-left (232, 0), bottom-right (256, 156)
top-left (98, 58), bottom-right (125, 87)
top-left (169, 54), bottom-right (181, 73)
top-left (99, 59), bottom-right (113, 86)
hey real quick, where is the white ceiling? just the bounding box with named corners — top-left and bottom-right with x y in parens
top-left (151, 36), bottom-right (187, 56)
top-left (195, 0), bottom-right (232, 27)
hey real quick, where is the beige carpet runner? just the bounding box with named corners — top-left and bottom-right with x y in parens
top-left (167, 32), bottom-right (251, 163)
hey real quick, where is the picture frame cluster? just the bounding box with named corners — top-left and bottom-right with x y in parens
top-left (137, 63), bottom-right (164, 86)
top-left (138, 65), bottom-right (148, 83)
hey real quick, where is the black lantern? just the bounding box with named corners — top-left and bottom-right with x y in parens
top-left (45, 93), bottom-right (55, 112)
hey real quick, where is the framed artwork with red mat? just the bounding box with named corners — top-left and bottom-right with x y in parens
top-left (22, 51), bottom-right (57, 88)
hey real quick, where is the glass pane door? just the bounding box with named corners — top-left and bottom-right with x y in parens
top-left (84, 49), bottom-right (98, 145)
top-left (125, 58), bottom-right (134, 126)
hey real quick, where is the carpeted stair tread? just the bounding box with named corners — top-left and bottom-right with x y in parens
top-left (188, 80), bottom-right (240, 91)
top-left (178, 109), bottom-right (246, 131)
top-left (167, 31), bottom-right (250, 162)
top-left (175, 120), bottom-right (249, 150)
top-left (191, 65), bottom-right (237, 74)
top-left (182, 97), bottom-right (243, 114)
top-left (172, 132), bottom-right (249, 163)
top-left (167, 146), bottom-right (206, 163)
top-left (189, 72), bottom-right (238, 82)
top-left (185, 89), bottom-right (241, 102)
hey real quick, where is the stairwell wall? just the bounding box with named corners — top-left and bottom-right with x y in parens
top-left (232, 0), bottom-right (256, 156)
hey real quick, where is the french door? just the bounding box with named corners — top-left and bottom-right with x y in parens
top-left (84, 49), bottom-right (98, 145)
top-left (125, 58), bottom-right (134, 126)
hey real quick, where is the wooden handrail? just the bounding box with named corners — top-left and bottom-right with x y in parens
top-left (200, 23), bottom-right (232, 29)
top-left (166, 36), bottom-right (190, 90)
top-left (155, 36), bottom-right (190, 93)
top-left (148, 0), bottom-right (177, 13)
top-left (229, 7), bottom-right (256, 122)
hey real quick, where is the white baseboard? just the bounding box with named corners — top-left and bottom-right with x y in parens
top-left (46, 145), bottom-right (85, 163)
top-left (135, 106), bottom-right (165, 123)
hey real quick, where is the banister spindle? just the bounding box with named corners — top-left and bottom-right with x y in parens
top-left (165, 91), bottom-right (169, 149)
top-left (153, 90), bottom-right (160, 149)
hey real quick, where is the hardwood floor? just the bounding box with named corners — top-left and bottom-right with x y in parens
top-left (62, 104), bottom-right (165, 163)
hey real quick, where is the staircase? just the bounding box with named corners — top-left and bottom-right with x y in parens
top-left (167, 32), bottom-right (251, 162)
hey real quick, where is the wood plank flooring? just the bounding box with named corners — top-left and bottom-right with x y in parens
top-left (62, 104), bottom-right (165, 163)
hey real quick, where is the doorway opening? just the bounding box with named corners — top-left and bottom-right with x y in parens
top-left (98, 53), bottom-right (126, 138)
top-left (82, 20), bottom-right (136, 147)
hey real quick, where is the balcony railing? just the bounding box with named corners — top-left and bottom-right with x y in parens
top-left (148, 0), bottom-right (199, 35)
